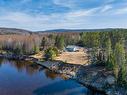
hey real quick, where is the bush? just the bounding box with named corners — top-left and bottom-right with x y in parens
top-left (117, 64), bottom-right (127, 87)
top-left (44, 47), bottom-right (58, 60)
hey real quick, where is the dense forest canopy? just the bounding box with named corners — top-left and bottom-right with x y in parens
top-left (0, 28), bottom-right (127, 86)
top-left (0, 28), bottom-right (127, 55)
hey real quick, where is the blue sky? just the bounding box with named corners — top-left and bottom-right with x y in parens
top-left (0, 0), bottom-right (127, 31)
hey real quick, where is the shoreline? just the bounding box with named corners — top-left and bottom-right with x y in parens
top-left (36, 61), bottom-right (106, 94)
top-left (0, 54), bottom-right (125, 95)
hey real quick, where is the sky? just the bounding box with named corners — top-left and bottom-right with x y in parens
top-left (0, 0), bottom-right (127, 31)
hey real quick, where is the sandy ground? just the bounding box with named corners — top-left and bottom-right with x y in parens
top-left (55, 50), bottom-right (88, 65)
top-left (31, 49), bottom-right (89, 65)
top-left (30, 51), bottom-right (44, 59)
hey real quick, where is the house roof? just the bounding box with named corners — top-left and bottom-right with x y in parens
top-left (66, 45), bottom-right (78, 49)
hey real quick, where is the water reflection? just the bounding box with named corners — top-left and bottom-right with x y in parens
top-left (0, 59), bottom-right (104, 95)
top-left (44, 69), bottom-right (68, 80)
top-left (0, 59), bottom-right (69, 79)
top-left (33, 80), bottom-right (87, 95)
top-left (0, 58), bottom-right (3, 67)
top-left (1, 59), bottom-right (40, 75)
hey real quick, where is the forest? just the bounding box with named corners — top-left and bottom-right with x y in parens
top-left (0, 29), bottom-right (127, 87)
top-left (0, 29), bottom-right (127, 55)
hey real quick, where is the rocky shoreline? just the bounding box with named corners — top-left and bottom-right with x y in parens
top-left (36, 61), bottom-right (127, 95)
top-left (0, 54), bottom-right (126, 95)
top-left (36, 61), bottom-right (108, 94)
top-left (0, 53), bottom-right (38, 61)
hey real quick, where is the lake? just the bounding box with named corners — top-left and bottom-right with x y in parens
top-left (0, 59), bottom-right (102, 95)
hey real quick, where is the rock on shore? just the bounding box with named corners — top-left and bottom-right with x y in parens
top-left (36, 61), bottom-right (127, 95)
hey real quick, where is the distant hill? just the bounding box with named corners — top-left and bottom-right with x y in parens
top-left (0, 28), bottom-right (32, 35)
top-left (0, 27), bottom-right (127, 35)
top-left (38, 28), bottom-right (126, 33)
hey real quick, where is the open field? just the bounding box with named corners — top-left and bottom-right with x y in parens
top-left (30, 48), bottom-right (89, 65)
top-left (30, 51), bottom-right (44, 59)
top-left (55, 50), bottom-right (88, 65)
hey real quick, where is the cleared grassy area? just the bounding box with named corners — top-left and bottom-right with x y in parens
top-left (30, 51), bottom-right (44, 59)
top-left (55, 50), bottom-right (88, 65)
top-left (30, 48), bottom-right (89, 65)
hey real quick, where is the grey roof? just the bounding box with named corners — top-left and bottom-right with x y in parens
top-left (66, 45), bottom-right (78, 49)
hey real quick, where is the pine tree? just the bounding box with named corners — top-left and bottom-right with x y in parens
top-left (117, 64), bottom-right (127, 87)
top-left (114, 42), bottom-right (126, 68)
top-left (44, 47), bottom-right (58, 60)
top-left (105, 38), bottom-right (112, 59)
top-left (114, 42), bottom-right (127, 86)
top-left (105, 38), bottom-right (115, 70)
top-left (55, 35), bottom-right (65, 50)
top-left (41, 37), bottom-right (46, 50)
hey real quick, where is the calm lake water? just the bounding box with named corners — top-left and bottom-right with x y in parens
top-left (0, 59), bottom-right (102, 95)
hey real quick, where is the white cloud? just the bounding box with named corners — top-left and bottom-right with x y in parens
top-left (100, 5), bottom-right (112, 13)
top-left (0, 5), bottom-right (127, 31)
top-left (0, 7), bottom-right (100, 30)
top-left (67, 8), bottom-right (99, 18)
top-left (53, 0), bottom-right (76, 9)
top-left (115, 7), bottom-right (127, 14)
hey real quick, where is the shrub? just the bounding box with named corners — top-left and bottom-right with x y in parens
top-left (44, 47), bottom-right (58, 60)
top-left (117, 64), bottom-right (127, 87)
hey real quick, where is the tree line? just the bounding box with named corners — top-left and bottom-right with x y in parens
top-left (0, 29), bottom-right (127, 55)
top-left (80, 29), bottom-right (127, 87)
top-left (0, 29), bottom-right (127, 86)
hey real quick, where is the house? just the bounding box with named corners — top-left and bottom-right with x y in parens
top-left (66, 45), bottom-right (79, 52)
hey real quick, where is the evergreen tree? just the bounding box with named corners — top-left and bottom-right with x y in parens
top-left (44, 47), bottom-right (58, 60)
top-left (41, 37), bottom-right (46, 50)
top-left (105, 38), bottom-right (112, 58)
top-left (55, 35), bottom-right (65, 50)
top-left (114, 42), bottom-right (126, 68)
top-left (81, 32), bottom-right (100, 48)
top-left (114, 42), bottom-right (127, 86)
top-left (117, 64), bottom-right (127, 86)
top-left (105, 38), bottom-right (115, 70)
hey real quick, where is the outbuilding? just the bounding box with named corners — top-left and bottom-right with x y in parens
top-left (66, 45), bottom-right (79, 52)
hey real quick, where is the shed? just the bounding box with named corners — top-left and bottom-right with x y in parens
top-left (66, 45), bottom-right (79, 52)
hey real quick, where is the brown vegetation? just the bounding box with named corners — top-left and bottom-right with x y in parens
top-left (0, 34), bottom-right (41, 54)
top-left (55, 48), bottom-right (88, 65)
